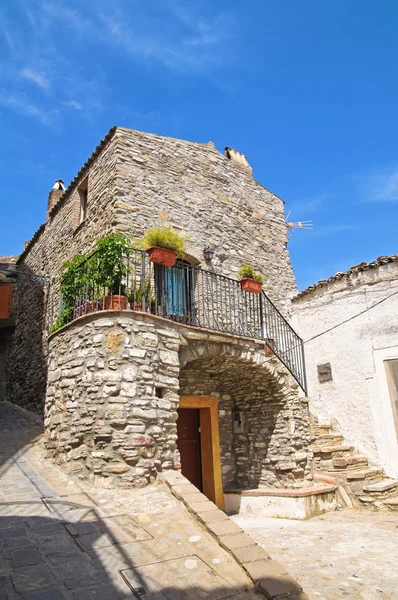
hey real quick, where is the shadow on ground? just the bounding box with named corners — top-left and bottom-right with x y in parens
top-left (0, 510), bottom-right (257, 599)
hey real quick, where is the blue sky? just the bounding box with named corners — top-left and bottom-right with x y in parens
top-left (1, 0), bottom-right (398, 291)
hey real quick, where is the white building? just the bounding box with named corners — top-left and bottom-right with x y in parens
top-left (292, 255), bottom-right (398, 477)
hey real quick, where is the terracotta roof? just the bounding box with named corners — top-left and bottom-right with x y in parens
top-left (293, 255), bottom-right (398, 300)
top-left (17, 126), bottom-right (117, 264)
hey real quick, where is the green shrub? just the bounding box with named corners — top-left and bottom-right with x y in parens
top-left (92, 233), bottom-right (131, 294)
top-left (128, 278), bottom-right (153, 304)
top-left (238, 264), bottom-right (264, 283)
top-left (139, 224), bottom-right (188, 258)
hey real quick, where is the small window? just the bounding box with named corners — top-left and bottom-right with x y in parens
top-left (78, 178), bottom-right (88, 224)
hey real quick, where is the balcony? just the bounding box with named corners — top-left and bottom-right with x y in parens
top-left (51, 250), bottom-right (307, 394)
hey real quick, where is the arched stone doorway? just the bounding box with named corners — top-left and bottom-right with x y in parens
top-left (178, 339), bottom-right (311, 499)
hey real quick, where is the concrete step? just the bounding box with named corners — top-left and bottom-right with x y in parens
top-left (346, 468), bottom-right (384, 482)
top-left (363, 479), bottom-right (398, 494)
top-left (332, 456), bottom-right (369, 470)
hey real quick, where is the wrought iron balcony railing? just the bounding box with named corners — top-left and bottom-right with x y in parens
top-left (52, 250), bottom-right (307, 394)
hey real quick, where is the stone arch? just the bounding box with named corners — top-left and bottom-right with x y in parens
top-left (178, 338), bottom-right (311, 490)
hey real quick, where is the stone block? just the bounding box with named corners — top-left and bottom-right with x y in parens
top-left (232, 544), bottom-right (270, 565)
top-left (205, 519), bottom-right (242, 537)
top-left (188, 501), bottom-right (218, 513)
top-left (219, 532), bottom-right (255, 551)
top-left (196, 510), bottom-right (229, 524)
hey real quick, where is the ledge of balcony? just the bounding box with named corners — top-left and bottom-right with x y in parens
top-left (48, 308), bottom-right (267, 348)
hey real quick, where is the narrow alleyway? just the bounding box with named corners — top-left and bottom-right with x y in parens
top-left (0, 402), bottom-right (260, 599)
top-left (232, 511), bottom-right (398, 600)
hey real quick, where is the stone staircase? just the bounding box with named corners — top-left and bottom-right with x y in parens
top-left (310, 416), bottom-right (398, 511)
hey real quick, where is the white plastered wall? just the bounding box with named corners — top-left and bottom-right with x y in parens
top-left (291, 261), bottom-right (398, 477)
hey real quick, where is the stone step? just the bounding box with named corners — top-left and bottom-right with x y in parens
top-left (363, 479), bottom-right (398, 494)
top-left (312, 445), bottom-right (354, 458)
top-left (317, 434), bottom-right (344, 446)
top-left (382, 498), bottom-right (398, 511)
top-left (346, 469), bottom-right (384, 482)
top-left (332, 456), bottom-right (369, 470)
top-left (319, 424), bottom-right (331, 435)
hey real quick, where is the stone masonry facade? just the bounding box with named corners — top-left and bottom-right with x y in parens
top-left (45, 311), bottom-right (311, 490)
top-left (179, 339), bottom-right (312, 489)
top-left (7, 126), bottom-right (296, 413)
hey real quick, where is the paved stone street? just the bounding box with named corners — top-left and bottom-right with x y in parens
top-left (233, 510), bottom-right (398, 600)
top-left (0, 402), bottom-right (260, 599)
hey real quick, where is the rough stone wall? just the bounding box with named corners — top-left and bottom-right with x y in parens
top-left (45, 312), bottom-right (180, 488)
top-left (7, 126), bottom-right (297, 413)
top-left (113, 128), bottom-right (296, 309)
top-left (179, 340), bottom-right (311, 489)
top-left (7, 134), bottom-right (119, 411)
top-left (291, 261), bottom-right (398, 476)
top-left (45, 312), bottom-right (311, 490)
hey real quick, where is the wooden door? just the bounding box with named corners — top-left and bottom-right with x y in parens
top-left (177, 408), bottom-right (203, 491)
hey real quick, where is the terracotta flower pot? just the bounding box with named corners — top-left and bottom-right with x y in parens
top-left (240, 278), bottom-right (262, 294)
top-left (147, 246), bottom-right (176, 267)
top-left (265, 338), bottom-right (275, 353)
top-left (104, 295), bottom-right (128, 310)
top-left (131, 301), bottom-right (150, 312)
top-left (73, 300), bottom-right (102, 319)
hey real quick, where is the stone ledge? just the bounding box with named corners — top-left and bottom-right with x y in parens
top-left (162, 470), bottom-right (309, 599)
top-left (224, 485), bottom-right (336, 498)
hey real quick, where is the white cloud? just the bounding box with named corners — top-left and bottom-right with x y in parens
top-left (360, 166), bottom-right (398, 202)
top-left (0, 88), bottom-right (59, 129)
top-left (21, 68), bottom-right (49, 89)
top-left (288, 193), bottom-right (330, 216)
top-left (42, 0), bottom-right (235, 74)
top-left (64, 100), bottom-right (82, 110)
top-left (311, 224), bottom-right (354, 237)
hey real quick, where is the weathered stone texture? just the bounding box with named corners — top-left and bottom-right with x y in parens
top-left (45, 313), bottom-right (310, 491)
top-left (114, 128), bottom-right (296, 310)
top-left (45, 312), bottom-right (181, 487)
top-left (7, 134), bottom-right (119, 411)
top-left (7, 126), bottom-right (296, 416)
top-left (179, 340), bottom-right (312, 489)
top-left (291, 259), bottom-right (398, 476)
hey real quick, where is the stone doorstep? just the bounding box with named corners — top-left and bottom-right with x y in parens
top-left (346, 469), bottom-right (384, 481)
top-left (162, 471), bottom-right (309, 600)
top-left (363, 479), bottom-right (398, 493)
top-left (223, 485), bottom-right (337, 498)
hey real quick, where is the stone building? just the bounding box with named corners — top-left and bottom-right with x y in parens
top-left (5, 127), bottom-right (311, 506)
top-left (0, 256), bottom-right (18, 402)
top-left (292, 256), bottom-right (398, 479)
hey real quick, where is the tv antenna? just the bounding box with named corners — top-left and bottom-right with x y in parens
top-left (285, 211), bottom-right (313, 240)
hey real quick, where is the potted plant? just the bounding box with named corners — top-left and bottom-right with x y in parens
top-left (128, 279), bottom-right (153, 312)
top-left (93, 234), bottom-right (131, 310)
top-left (238, 265), bottom-right (264, 294)
top-left (140, 224), bottom-right (187, 267)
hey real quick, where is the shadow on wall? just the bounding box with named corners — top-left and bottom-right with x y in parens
top-left (5, 264), bottom-right (50, 415)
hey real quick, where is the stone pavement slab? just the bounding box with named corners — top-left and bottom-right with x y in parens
top-left (0, 403), bottom-right (260, 599)
top-left (232, 510), bottom-right (398, 600)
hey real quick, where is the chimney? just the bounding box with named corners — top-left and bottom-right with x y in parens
top-left (47, 179), bottom-right (66, 219)
top-left (224, 147), bottom-right (252, 177)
